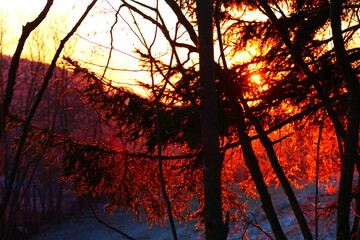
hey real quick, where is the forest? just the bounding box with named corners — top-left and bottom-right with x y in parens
top-left (0, 0), bottom-right (359, 239)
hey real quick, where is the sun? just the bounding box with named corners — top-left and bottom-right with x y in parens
top-left (250, 74), bottom-right (262, 85)
top-left (249, 74), bottom-right (269, 91)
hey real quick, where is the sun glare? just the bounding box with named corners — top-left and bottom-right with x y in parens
top-left (250, 74), bottom-right (268, 91)
top-left (250, 74), bottom-right (262, 85)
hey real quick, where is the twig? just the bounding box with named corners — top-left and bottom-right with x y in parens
top-left (87, 199), bottom-right (136, 240)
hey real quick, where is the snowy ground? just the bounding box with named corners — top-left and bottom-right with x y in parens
top-left (31, 208), bottom-right (200, 240)
top-left (31, 182), bottom-right (337, 240)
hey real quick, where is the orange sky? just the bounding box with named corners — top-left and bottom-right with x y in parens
top-left (1, 0), bottom-right (269, 94)
top-left (1, 0), bottom-right (173, 94)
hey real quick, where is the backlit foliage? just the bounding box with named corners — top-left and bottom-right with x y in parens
top-left (8, 0), bottom-right (358, 238)
top-left (58, 58), bottom-right (247, 227)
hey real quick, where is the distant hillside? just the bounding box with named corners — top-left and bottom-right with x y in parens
top-left (0, 54), bottom-right (103, 137)
top-left (0, 54), bottom-right (108, 239)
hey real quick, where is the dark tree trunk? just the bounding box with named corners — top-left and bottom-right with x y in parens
top-left (330, 1), bottom-right (360, 239)
top-left (214, 0), bottom-right (310, 235)
top-left (196, 1), bottom-right (226, 239)
top-left (0, 2), bottom-right (54, 239)
top-left (237, 121), bottom-right (287, 240)
top-left (220, 75), bottom-right (287, 239)
top-left (241, 98), bottom-right (312, 240)
top-left (256, 0), bottom-right (346, 142)
top-left (0, 0), bottom-right (54, 136)
top-left (0, 1), bottom-right (97, 239)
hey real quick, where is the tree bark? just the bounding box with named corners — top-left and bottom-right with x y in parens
top-left (196, 0), bottom-right (226, 239)
top-left (255, 0), bottom-right (346, 143)
top-left (219, 72), bottom-right (287, 239)
top-left (0, 2), bottom-right (54, 239)
top-left (241, 98), bottom-right (312, 239)
top-left (330, 1), bottom-right (360, 239)
top-left (214, 1), bottom-right (310, 237)
top-left (0, 0), bottom-right (54, 136)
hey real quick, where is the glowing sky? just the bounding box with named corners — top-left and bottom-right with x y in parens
top-left (1, 0), bottom-right (269, 94)
top-left (1, 0), bottom-right (180, 93)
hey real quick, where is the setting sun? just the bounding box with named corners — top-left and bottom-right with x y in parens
top-left (249, 73), bottom-right (269, 91)
top-left (250, 74), bottom-right (261, 85)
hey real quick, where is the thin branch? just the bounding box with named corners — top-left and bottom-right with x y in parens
top-left (164, 0), bottom-right (198, 45)
top-left (149, 1), bottom-right (178, 238)
top-left (101, 4), bottom-right (124, 80)
top-left (315, 113), bottom-right (325, 240)
top-left (87, 199), bottom-right (136, 240)
top-left (75, 33), bottom-right (142, 61)
top-left (0, 0), bottom-right (98, 224)
top-left (0, 0), bottom-right (54, 137)
top-left (121, 0), bottom-right (196, 52)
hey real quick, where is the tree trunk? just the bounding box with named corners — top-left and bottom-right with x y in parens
top-left (241, 97), bottom-right (312, 239)
top-left (330, 1), bottom-right (360, 239)
top-left (237, 124), bottom-right (287, 240)
top-left (221, 76), bottom-right (287, 239)
top-left (0, 1), bottom-right (97, 239)
top-left (214, 0), bottom-right (310, 235)
top-left (0, 2), bottom-right (54, 239)
top-left (0, 0), bottom-right (54, 136)
top-left (256, 0), bottom-right (346, 142)
top-left (196, 1), bottom-right (226, 239)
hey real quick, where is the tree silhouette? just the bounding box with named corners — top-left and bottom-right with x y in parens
top-left (0, 1), bottom-right (98, 239)
top-left (60, 1), bottom-right (359, 238)
top-left (1, 0), bottom-right (359, 239)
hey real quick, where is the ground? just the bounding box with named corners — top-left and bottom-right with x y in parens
top-left (31, 182), bottom-right (338, 239)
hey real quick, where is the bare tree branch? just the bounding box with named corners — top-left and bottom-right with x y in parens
top-left (0, 0), bottom-right (54, 137)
